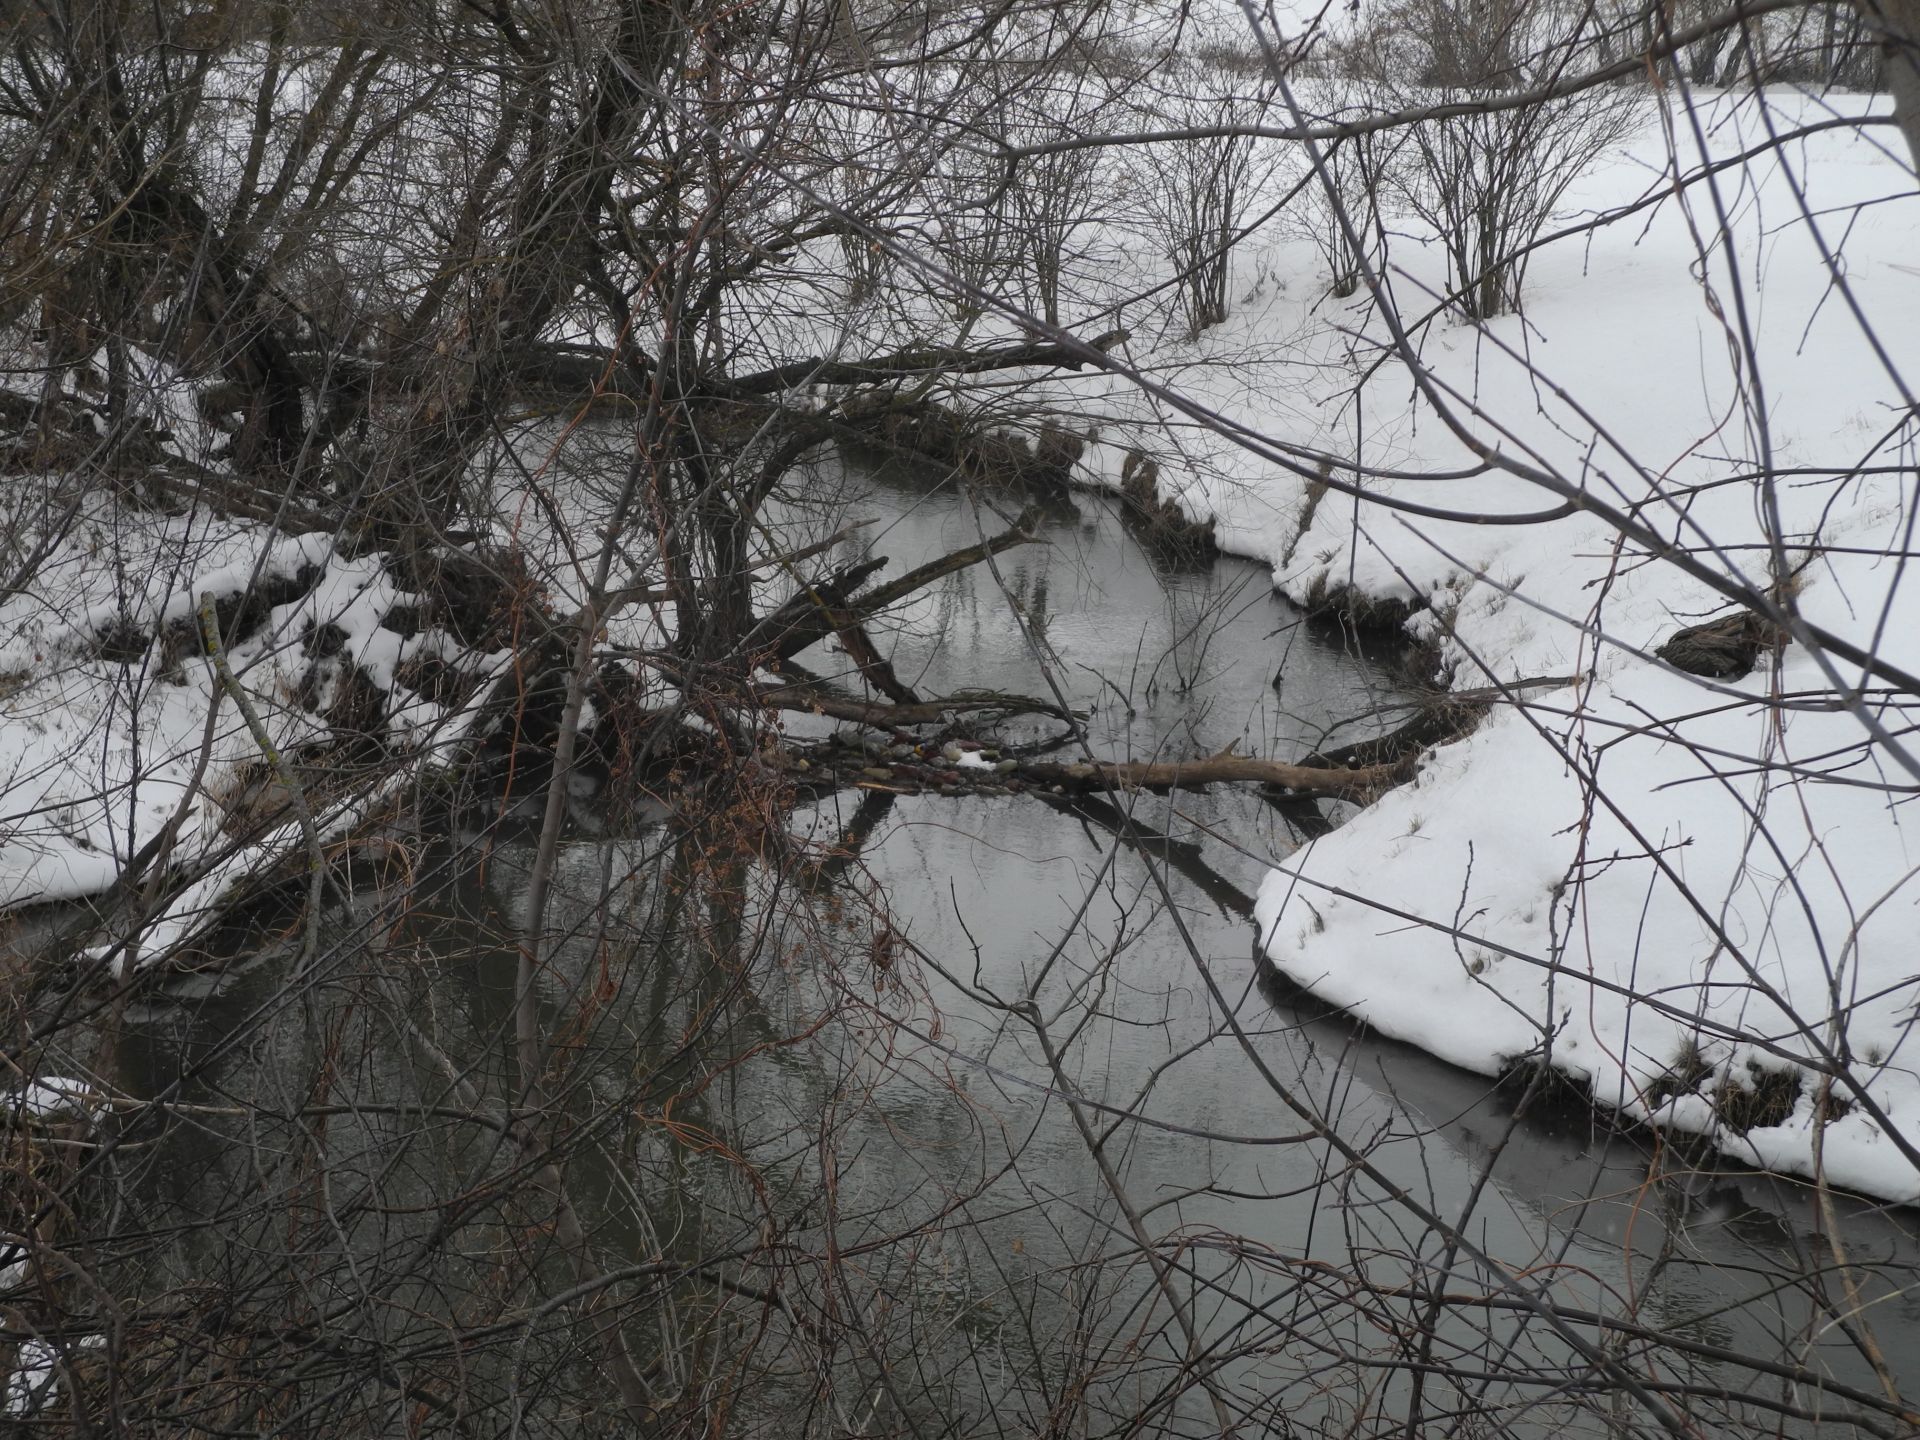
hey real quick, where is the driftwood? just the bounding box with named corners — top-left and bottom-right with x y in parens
top-left (1013, 750), bottom-right (1413, 802)
top-left (789, 740), bottom-right (1413, 803)
top-left (752, 686), bottom-right (1077, 730)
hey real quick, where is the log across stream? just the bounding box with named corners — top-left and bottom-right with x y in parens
top-left (734, 453), bottom-right (1920, 1430)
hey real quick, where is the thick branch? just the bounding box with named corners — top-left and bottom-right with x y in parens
top-left (790, 736), bottom-right (1413, 802)
top-left (755, 508), bottom-right (1043, 663)
top-left (727, 330), bottom-right (1130, 396)
top-left (1014, 751), bottom-right (1414, 801)
top-left (829, 620), bottom-right (921, 703)
top-left (753, 685), bottom-right (1075, 729)
top-left (844, 507), bottom-right (1046, 615)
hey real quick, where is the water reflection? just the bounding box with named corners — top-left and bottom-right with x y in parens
top-left (80, 450), bottom-right (1920, 1438)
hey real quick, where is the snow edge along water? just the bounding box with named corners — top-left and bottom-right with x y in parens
top-left (1053, 90), bottom-right (1920, 1205)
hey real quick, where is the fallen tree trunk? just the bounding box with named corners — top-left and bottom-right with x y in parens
top-left (728, 330), bottom-right (1131, 395)
top-left (752, 685), bottom-right (1078, 731)
top-left (1011, 751), bottom-right (1414, 802)
top-left (762, 685), bottom-right (1613, 804)
top-left (784, 735), bottom-right (1417, 803)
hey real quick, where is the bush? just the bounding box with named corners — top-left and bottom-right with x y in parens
top-left (1341, 0), bottom-right (1642, 319)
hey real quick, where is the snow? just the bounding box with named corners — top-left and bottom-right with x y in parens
top-left (0, 502), bottom-right (330, 912)
top-left (3, 1339), bottom-right (58, 1417)
top-left (1085, 88), bottom-right (1920, 1202)
top-left (2, 52), bottom-right (1915, 1204)
top-left (4, 1076), bottom-right (96, 1119)
top-left (1, 1334), bottom-right (100, 1418)
top-left (729, 78), bottom-right (1920, 1197)
top-left (0, 496), bottom-right (510, 964)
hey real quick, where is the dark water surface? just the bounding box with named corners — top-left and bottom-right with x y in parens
top-left (95, 451), bottom-right (1920, 1437)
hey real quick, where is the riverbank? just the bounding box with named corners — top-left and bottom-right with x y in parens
top-left (5, 73), bottom-right (1916, 1204)
top-left (1052, 87), bottom-right (1920, 1204)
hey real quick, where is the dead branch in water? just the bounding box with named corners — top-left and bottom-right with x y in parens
top-left (1011, 747), bottom-right (1414, 802)
top-left (784, 736), bottom-right (1415, 803)
top-left (751, 685), bottom-right (1079, 731)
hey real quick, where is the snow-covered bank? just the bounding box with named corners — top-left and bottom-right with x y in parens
top-left (3, 39), bottom-right (1914, 1206)
top-left (0, 499), bottom-right (506, 964)
top-left (1060, 89), bottom-right (1920, 1201)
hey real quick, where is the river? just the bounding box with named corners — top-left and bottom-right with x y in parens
top-left (53, 448), bottom-right (1920, 1438)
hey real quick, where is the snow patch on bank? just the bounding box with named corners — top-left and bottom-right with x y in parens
top-left (1061, 89), bottom-right (1920, 1201)
top-left (0, 499), bottom-right (508, 962)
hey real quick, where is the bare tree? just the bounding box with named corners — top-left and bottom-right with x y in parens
top-left (1133, 64), bottom-right (1275, 339)
top-left (1341, 0), bottom-right (1642, 318)
top-left (6, 0), bottom-right (1920, 1437)
top-left (1289, 78), bottom-right (1399, 300)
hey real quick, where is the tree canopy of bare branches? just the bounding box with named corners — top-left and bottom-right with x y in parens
top-left (5, 0), bottom-right (1920, 1435)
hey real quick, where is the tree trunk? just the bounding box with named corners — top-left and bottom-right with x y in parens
top-left (1858, 0), bottom-right (1920, 171)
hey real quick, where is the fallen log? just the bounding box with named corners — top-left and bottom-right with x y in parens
top-left (729, 330), bottom-right (1131, 395)
top-left (781, 733), bottom-right (1415, 803)
top-left (1011, 751), bottom-right (1414, 802)
top-left (741, 556), bottom-right (890, 659)
top-left (752, 685), bottom-right (1079, 730)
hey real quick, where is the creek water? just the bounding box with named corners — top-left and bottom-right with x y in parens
top-left (82, 450), bottom-right (1920, 1437)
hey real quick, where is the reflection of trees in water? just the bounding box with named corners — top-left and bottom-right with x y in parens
top-left (4, 476), bottom-right (1913, 1436)
top-left (25, 695), bottom-right (1920, 1438)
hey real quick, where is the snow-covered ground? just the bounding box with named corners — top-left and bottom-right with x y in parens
top-left (1055, 87), bottom-right (1920, 1202)
top-left (2, 53), bottom-right (1915, 1203)
top-left (0, 499), bottom-right (507, 964)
